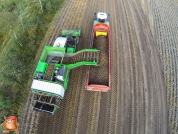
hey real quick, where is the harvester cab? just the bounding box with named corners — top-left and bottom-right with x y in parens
top-left (66, 34), bottom-right (76, 43)
top-left (94, 12), bottom-right (109, 22)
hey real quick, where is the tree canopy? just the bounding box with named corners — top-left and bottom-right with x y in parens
top-left (0, 0), bottom-right (64, 123)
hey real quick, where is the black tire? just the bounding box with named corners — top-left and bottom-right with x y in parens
top-left (94, 15), bottom-right (97, 20)
top-left (107, 16), bottom-right (110, 22)
top-left (107, 14), bottom-right (110, 22)
top-left (94, 12), bottom-right (97, 20)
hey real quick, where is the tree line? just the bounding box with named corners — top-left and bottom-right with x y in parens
top-left (0, 0), bottom-right (64, 123)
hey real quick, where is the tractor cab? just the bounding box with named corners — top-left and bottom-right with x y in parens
top-left (65, 34), bottom-right (78, 54)
top-left (53, 29), bottom-right (80, 54)
top-left (94, 12), bottom-right (109, 23)
top-left (97, 12), bottom-right (107, 22)
top-left (52, 64), bottom-right (68, 85)
top-left (94, 12), bottom-right (109, 24)
top-left (53, 35), bottom-right (77, 54)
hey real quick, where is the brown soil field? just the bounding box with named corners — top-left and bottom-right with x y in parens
top-left (18, 0), bottom-right (173, 133)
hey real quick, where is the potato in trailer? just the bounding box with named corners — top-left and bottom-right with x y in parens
top-left (85, 12), bottom-right (111, 92)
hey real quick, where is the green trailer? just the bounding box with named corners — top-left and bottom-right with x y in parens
top-left (31, 29), bottom-right (99, 115)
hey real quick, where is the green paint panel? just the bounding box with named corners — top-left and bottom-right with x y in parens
top-left (67, 47), bottom-right (75, 54)
top-left (55, 64), bottom-right (61, 67)
top-left (76, 48), bottom-right (99, 53)
top-left (40, 46), bottom-right (66, 62)
top-left (52, 106), bottom-right (57, 115)
top-left (36, 61), bottom-right (47, 73)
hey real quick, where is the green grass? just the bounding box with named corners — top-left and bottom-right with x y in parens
top-left (0, 0), bottom-right (65, 123)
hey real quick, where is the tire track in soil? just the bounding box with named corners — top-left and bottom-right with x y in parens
top-left (60, 69), bottom-right (84, 134)
top-left (150, 1), bottom-right (177, 133)
top-left (133, 1), bottom-right (167, 133)
top-left (19, 92), bottom-right (33, 133)
top-left (66, 3), bottom-right (99, 133)
top-left (133, 0), bottom-right (167, 133)
top-left (114, 0), bottom-right (133, 133)
top-left (19, 92), bottom-right (41, 134)
top-left (106, 0), bottom-right (119, 133)
top-left (122, 0), bottom-right (167, 133)
top-left (121, 0), bottom-right (145, 133)
top-left (73, 0), bottom-right (101, 134)
top-left (122, 0), bottom-right (145, 133)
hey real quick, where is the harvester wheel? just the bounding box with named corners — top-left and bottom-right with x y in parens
top-left (55, 98), bottom-right (61, 107)
top-left (75, 36), bottom-right (79, 44)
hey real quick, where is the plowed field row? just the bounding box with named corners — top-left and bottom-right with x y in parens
top-left (139, 0), bottom-right (178, 133)
top-left (18, 91), bottom-right (36, 133)
top-left (123, 0), bottom-right (167, 133)
top-left (67, 1), bottom-right (101, 134)
top-left (140, 0), bottom-right (178, 133)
